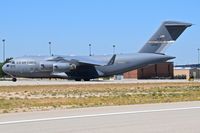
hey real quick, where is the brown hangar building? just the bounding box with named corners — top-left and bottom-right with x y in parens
top-left (123, 62), bottom-right (174, 79)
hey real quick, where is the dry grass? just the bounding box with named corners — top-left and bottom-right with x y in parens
top-left (0, 82), bottom-right (200, 113)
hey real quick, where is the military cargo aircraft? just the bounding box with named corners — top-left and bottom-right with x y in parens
top-left (2, 21), bottom-right (192, 81)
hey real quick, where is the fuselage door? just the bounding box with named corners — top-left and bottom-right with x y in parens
top-left (39, 62), bottom-right (53, 71)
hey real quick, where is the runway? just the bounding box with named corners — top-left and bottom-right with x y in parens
top-left (0, 78), bottom-right (192, 86)
top-left (0, 101), bottom-right (200, 133)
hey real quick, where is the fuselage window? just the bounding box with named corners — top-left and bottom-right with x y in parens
top-left (16, 61), bottom-right (21, 64)
top-left (22, 61), bottom-right (26, 64)
top-left (27, 61), bottom-right (36, 65)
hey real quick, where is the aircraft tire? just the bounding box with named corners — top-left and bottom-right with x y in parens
top-left (83, 78), bottom-right (90, 81)
top-left (12, 78), bottom-right (17, 82)
top-left (75, 78), bottom-right (81, 81)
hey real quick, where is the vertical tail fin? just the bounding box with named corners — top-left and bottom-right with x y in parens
top-left (139, 21), bottom-right (192, 54)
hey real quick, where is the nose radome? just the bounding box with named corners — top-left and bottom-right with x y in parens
top-left (2, 64), bottom-right (8, 73)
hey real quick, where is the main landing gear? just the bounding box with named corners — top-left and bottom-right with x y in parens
top-left (83, 78), bottom-right (90, 81)
top-left (74, 78), bottom-right (90, 81)
top-left (75, 78), bottom-right (81, 81)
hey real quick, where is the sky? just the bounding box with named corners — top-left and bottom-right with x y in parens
top-left (0, 0), bottom-right (199, 64)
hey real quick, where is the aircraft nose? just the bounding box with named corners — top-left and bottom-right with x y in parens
top-left (2, 63), bottom-right (9, 74)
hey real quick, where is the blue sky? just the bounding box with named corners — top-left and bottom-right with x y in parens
top-left (0, 0), bottom-right (199, 64)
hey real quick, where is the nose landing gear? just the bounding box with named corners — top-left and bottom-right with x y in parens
top-left (12, 78), bottom-right (17, 82)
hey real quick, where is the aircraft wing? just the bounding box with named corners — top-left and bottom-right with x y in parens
top-left (46, 56), bottom-right (66, 61)
top-left (70, 58), bottom-right (107, 66)
top-left (47, 55), bottom-right (116, 66)
top-left (70, 54), bottom-right (116, 66)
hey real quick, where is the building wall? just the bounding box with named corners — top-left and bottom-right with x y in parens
top-left (190, 69), bottom-right (200, 79)
top-left (174, 68), bottom-right (200, 79)
top-left (174, 69), bottom-right (190, 79)
top-left (124, 62), bottom-right (174, 79)
top-left (123, 69), bottom-right (138, 79)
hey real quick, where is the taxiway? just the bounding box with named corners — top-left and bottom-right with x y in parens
top-left (0, 101), bottom-right (200, 133)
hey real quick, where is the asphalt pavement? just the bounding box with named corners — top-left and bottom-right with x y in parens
top-left (0, 101), bottom-right (200, 133)
top-left (0, 78), bottom-right (193, 86)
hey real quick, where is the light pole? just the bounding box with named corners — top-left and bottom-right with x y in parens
top-left (49, 42), bottom-right (52, 56)
top-left (198, 48), bottom-right (200, 64)
top-left (197, 48), bottom-right (200, 79)
top-left (89, 44), bottom-right (92, 56)
top-left (2, 39), bottom-right (5, 62)
top-left (113, 45), bottom-right (116, 54)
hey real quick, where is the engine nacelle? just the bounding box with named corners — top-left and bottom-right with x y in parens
top-left (53, 63), bottom-right (76, 72)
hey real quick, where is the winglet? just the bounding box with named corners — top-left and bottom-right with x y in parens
top-left (107, 54), bottom-right (116, 65)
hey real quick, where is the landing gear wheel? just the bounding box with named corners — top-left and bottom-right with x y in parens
top-left (75, 78), bottom-right (81, 81)
top-left (83, 79), bottom-right (90, 81)
top-left (12, 78), bottom-right (17, 82)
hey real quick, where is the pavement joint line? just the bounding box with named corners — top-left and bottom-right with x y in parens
top-left (0, 106), bottom-right (200, 125)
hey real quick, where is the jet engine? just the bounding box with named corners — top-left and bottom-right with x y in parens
top-left (53, 63), bottom-right (76, 72)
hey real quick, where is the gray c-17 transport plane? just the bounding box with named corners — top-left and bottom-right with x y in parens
top-left (2, 21), bottom-right (192, 81)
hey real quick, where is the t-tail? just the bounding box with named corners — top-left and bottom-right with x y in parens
top-left (139, 21), bottom-right (192, 54)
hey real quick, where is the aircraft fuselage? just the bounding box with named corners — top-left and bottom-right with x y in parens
top-left (2, 53), bottom-right (174, 81)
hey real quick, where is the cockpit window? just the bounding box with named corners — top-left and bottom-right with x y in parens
top-left (8, 60), bottom-right (15, 64)
top-left (6, 64), bottom-right (9, 67)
